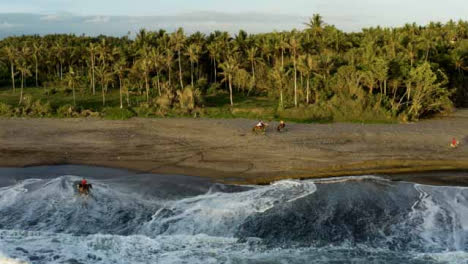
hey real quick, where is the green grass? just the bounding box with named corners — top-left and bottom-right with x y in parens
top-left (0, 86), bottom-right (399, 123)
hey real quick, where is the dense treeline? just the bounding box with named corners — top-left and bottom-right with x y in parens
top-left (0, 15), bottom-right (467, 121)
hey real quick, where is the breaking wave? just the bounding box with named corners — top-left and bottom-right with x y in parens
top-left (0, 169), bottom-right (467, 263)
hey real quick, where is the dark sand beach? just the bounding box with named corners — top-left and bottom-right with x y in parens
top-left (0, 109), bottom-right (467, 185)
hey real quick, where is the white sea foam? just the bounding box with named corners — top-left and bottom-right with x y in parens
top-left (1, 174), bottom-right (468, 263)
top-left (142, 179), bottom-right (317, 236)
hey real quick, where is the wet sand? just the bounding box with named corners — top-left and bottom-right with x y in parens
top-left (0, 109), bottom-right (467, 186)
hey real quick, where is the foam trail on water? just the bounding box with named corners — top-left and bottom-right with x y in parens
top-left (141, 179), bottom-right (317, 236)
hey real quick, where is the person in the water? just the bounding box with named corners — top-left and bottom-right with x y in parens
top-left (77, 178), bottom-right (92, 195)
top-left (450, 138), bottom-right (459, 148)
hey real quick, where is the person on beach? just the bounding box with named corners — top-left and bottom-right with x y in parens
top-left (277, 120), bottom-right (286, 132)
top-left (450, 138), bottom-right (459, 148)
top-left (256, 120), bottom-right (266, 129)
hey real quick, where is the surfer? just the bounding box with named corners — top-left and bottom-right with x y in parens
top-left (77, 178), bottom-right (92, 195)
top-left (450, 138), bottom-right (459, 148)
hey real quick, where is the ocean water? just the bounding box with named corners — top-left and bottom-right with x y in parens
top-left (0, 166), bottom-right (467, 264)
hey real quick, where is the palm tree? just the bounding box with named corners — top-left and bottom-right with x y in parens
top-left (88, 43), bottom-right (98, 95)
top-left (65, 66), bottom-right (79, 106)
top-left (150, 48), bottom-right (164, 96)
top-left (271, 63), bottom-right (287, 109)
top-left (32, 39), bottom-right (44, 87)
top-left (113, 55), bottom-right (128, 108)
top-left (297, 55), bottom-right (315, 104)
top-left (3, 45), bottom-right (18, 93)
top-left (246, 46), bottom-right (260, 83)
top-left (304, 14), bottom-right (324, 39)
top-left (278, 34), bottom-right (289, 68)
top-left (171, 28), bottom-right (186, 88)
top-left (17, 52), bottom-right (32, 105)
top-left (207, 41), bottom-right (221, 83)
top-left (219, 56), bottom-right (240, 106)
top-left (289, 33), bottom-right (300, 107)
top-left (185, 43), bottom-right (201, 87)
top-left (137, 45), bottom-right (152, 103)
top-left (53, 40), bottom-right (66, 80)
top-left (164, 49), bottom-right (174, 88)
top-left (95, 65), bottom-right (113, 106)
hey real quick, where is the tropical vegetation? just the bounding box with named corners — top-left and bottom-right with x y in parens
top-left (0, 15), bottom-right (467, 122)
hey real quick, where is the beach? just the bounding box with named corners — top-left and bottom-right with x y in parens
top-left (0, 109), bottom-right (467, 186)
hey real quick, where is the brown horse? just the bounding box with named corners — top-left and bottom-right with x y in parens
top-left (77, 183), bottom-right (92, 196)
top-left (277, 121), bottom-right (286, 132)
top-left (252, 124), bottom-right (268, 134)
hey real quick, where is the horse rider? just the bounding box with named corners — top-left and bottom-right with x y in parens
top-left (256, 120), bottom-right (267, 129)
top-left (277, 120), bottom-right (286, 132)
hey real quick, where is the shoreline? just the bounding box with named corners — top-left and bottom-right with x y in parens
top-left (0, 110), bottom-right (467, 186)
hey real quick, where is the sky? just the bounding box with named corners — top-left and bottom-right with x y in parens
top-left (0, 0), bottom-right (467, 37)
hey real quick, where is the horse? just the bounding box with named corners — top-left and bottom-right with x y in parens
top-left (277, 121), bottom-right (286, 132)
top-left (77, 183), bottom-right (93, 196)
top-left (252, 124), bottom-right (268, 134)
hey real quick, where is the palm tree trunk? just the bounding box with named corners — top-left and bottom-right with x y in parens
top-left (281, 49), bottom-right (284, 68)
top-left (306, 75), bottom-right (310, 104)
top-left (19, 72), bottom-right (24, 105)
top-left (293, 56), bottom-right (298, 107)
top-left (91, 56), bottom-right (95, 95)
top-left (72, 83), bottom-right (76, 106)
top-left (214, 58), bottom-right (217, 84)
top-left (280, 88), bottom-right (284, 108)
top-left (60, 63), bottom-right (63, 80)
top-left (157, 73), bottom-right (161, 96)
top-left (168, 66), bottom-right (172, 87)
top-left (119, 76), bottom-right (123, 108)
top-left (126, 87), bottom-right (130, 107)
top-left (251, 60), bottom-right (255, 81)
top-left (102, 82), bottom-right (106, 106)
top-left (10, 64), bottom-right (15, 93)
top-left (191, 61), bottom-right (194, 87)
top-left (145, 74), bottom-right (149, 103)
top-left (315, 84), bottom-right (319, 104)
top-left (35, 59), bottom-right (38, 87)
top-left (384, 80), bottom-right (387, 96)
top-left (229, 75), bottom-right (233, 106)
top-left (178, 49), bottom-right (183, 88)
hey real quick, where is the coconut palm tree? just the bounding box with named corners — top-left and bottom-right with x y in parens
top-left (271, 63), bottom-right (287, 109)
top-left (3, 44), bottom-right (18, 93)
top-left (16, 50), bottom-right (32, 105)
top-left (304, 14), bottom-right (324, 39)
top-left (95, 65), bottom-right (113, 106)
top-left (207, 41), bottom-right (221, 83)
top-left (31, 39), bottom-right (44, 87)
top-left (65, 66), bottom-right (79, 106)
top-left (297, 55), bottom-right (315, 104)
top-left (170, 28), bottom-right (186, 89)
top-left (88, 43), bottom-right (98, 95)
top-left (219, 56), bottom-right (240, 106)
top-left (53, 40), bottom-right (66, 80)
top-left (137, 45), bottom-right (152, 103)
top-left (246, 46), bottom-right (260, 82)
top-left (163, 49), bottom-right (174, 88)
top-left (150, 48), bottom-right (164, 96)
top-left (288, 33), bottom-right (300, 107)
top-left (113, 56), bottom-right (128, 108)
top-left (185, 43), bottom-right (201, 87)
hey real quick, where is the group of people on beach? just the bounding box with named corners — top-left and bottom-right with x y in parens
top-left (254, 120), bottom-right (462, 149)
top-left (254, 120), bottom-right (286, 133)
